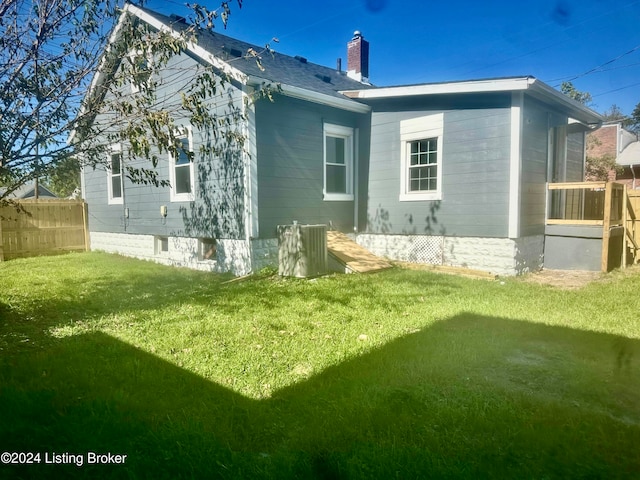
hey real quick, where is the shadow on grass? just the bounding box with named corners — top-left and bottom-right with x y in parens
top-left (1, 312), bottom-right (638, 479)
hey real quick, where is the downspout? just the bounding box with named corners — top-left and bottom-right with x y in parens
top-left (242, 87), bottom-right (258, 273)
top-left (122, 157), bottom-right (127, 232)
top-left (353, 127), bottom-right (359, 234)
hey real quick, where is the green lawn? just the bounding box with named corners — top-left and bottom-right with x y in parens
top-left (0, 252), bottom-right (639, 479)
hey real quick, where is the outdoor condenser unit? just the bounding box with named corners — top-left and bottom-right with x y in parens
top-left (277, 224), bottom-right (328, 278)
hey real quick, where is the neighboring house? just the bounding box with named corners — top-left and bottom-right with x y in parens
top-left (80, 4), bottom-right (602, 276)
top-left (0, 180), bottom-right (57, 199)
top-left (587, 122), bottom-right (640, 187)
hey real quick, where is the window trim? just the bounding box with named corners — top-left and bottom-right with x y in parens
top-left (198, 237), bottom-right (217, 262)
top-left (169, 127), bottom-right (195, 202)
top-left (155, 235), bottom-right (169, 255)
top-left (323, 123), bottom-right (354, 202)
top-left (107, 144), bottom-right (124, 205)
top-left (399, 113), bottom-right (444, 202)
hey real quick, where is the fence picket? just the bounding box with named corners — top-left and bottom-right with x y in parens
top-left (0, 199), bottom-right (88, 260)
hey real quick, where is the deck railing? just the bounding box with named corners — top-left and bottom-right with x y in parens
top-left (547, 182), bottom-right (639, 271)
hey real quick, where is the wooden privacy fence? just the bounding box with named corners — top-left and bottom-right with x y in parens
top-left (0, 199), bottom-right (89, 261)
top-left (547, 182), bottom-right (640, 271)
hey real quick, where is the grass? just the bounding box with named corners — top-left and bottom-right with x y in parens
top-left (0, 252), bottom-right (639, 479)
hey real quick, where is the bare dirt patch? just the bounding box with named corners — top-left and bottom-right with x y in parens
top-left (520, 269), bottom-right (604, 289)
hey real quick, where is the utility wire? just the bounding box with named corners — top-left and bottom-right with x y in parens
top-left (554, 43), bottom-right (640, 87)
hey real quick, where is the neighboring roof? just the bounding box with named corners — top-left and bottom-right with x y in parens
top-left (0, 181), bottom-right (57, 199)
top-left (341, 76), bottom-right (603, 126)
top-left (618, 141), bottom-right (640, 166)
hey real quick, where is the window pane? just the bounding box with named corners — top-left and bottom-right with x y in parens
top-left (409, 165), bottom-right (437, 192)
top-left (111, 153), bottom-right (121, 174)
top-left (326, 164), bottom-right (346, 193)
top-left (176, 137), bottom-right (190, 165)
top-left (407, 137), bottom-right (438, 193)
top-left (175, 164), bottom-right (192, 194)
top-left (111, 175), bottom-right (122, 198)
top-left (326, 136), bottom-right (345, 165)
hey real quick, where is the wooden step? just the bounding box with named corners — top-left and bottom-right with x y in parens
top-left (326, 231), bottom-right (392, 273)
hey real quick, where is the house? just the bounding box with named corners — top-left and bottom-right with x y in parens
top-left (80, 3), bottom-right (602, 276)
top-left (587, 122), bottom-right (640, 187)
top-left (0, 180), bottom-right (57, 199)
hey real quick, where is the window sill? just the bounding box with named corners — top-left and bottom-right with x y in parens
top-left (323, 193), bottom-right (354, 202)
top-left (399, 191), bottom-right (442, 202)
top-left (170, 193), bottom-right (195, 203)
top-left (108, 197), bottom-right (123, 205)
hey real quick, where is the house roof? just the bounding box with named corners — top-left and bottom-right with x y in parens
top-left (0, 181), bottom-right (57, 199)
top-left (80, 3), bottom-right (603, 134)
top-left (120, 4), bottom-right (374, 113)
top-left (341, 76), bottom-right (603, 126)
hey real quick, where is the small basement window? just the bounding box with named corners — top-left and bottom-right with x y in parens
top-left (155, 236), bottom-right (169, 254)
top-left (199, 238), bottom-right (217, 261)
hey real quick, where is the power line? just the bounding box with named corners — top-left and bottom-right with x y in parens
top-left (554, 43), bottom-right (640, 87)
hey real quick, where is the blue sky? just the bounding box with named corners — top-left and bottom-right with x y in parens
top-left (147, 0), bottom-right (640, 117)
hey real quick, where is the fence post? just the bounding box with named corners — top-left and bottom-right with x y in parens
top-left (622, 184), bottom-right (628, 269)
top-left (601, 182), bottom-right (613, 272)
top-left (0, 205), bottom-right (4, 262)
top-left (82, 201), bottom-right (90, 252)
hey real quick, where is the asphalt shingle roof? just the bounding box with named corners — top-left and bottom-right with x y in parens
top-left (139, 6), bottom-right (374, 101)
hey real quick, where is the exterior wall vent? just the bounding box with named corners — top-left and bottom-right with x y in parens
top-left (277, 224), bottom-right (328, 278)
top-left (223, 46), bottom-right (243, 58)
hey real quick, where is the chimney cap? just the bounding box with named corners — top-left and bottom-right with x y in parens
top-left (353, 30), bottom-right (363, 39)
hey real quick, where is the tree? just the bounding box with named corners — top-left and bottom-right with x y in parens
top-left (0, 0), bottom-right (115, 202)
top-left (630, 102), bottom-right (640, 133)
top-left (43, 155), bottom-right (81, 197)
top-left (0, 0), bottom-right (270, 206)
top-left (585, 153), bottom-right (622, 181)
top-left (602, 104), bottom-right (626, 123)
top-left (560, 81), bottom-right (593, 106)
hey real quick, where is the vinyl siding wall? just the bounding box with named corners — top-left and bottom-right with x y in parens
top-left (254, 95), bottom-right (369, 237)
top-left (82, 50), bottom-right (248, 240)
top-left (365, 94), bottom-right (512, 238)
top-left (566, 131), bottom-right (586, 181)
top-left (519, 98), bottom-right (554, 237)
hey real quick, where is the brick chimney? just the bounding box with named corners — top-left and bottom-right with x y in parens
top-left (347, 31), bottom-right (369, 83)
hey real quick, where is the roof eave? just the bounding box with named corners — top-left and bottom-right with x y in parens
top-left (341, 76), bottom-right (603, 127)
top-left (248, 76), bottom-right (370, 114)
top-left (527, 78), bottom-right (602, 127)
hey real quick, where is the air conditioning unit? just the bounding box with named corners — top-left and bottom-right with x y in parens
top-left (277, 224), bottom-right (328, 278)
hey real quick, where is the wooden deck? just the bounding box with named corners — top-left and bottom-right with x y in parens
top-left (547, 182), bottom-right (640, 271)
top-left (326, 231), bottom-right (392, 273)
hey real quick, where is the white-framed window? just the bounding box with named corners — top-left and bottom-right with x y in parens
top-left (323, 123), bottom-right (354, 201)
top-left (107, 145), bottom-right (124, 205)
top-left (169, 127), bottom-right (195, 202)
top-left (400, 113), bottom-right (444, 201)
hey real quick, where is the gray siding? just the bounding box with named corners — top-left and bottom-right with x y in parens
top-left (255, 95), bottom-right (369, 237)
top-left (365, 95), bottom-right (512, 238)
top-left (520, 98), bottom-right (552, 237)
top-left (83, 50), bottom-right (247, 240)
top-left (519, 97), bottom-right (584, 237)
top-left (566, 131), bottom-right (585, 181)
